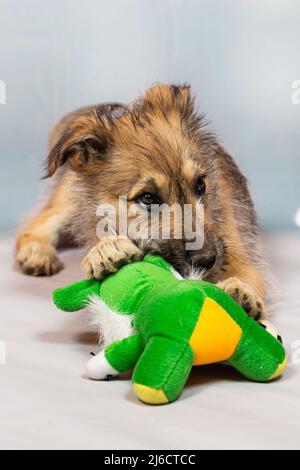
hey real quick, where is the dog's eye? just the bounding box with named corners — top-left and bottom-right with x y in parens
top-left (195, 176), bottom-right (206, 197)
top-left (137, 192), bottom-right (161, 208)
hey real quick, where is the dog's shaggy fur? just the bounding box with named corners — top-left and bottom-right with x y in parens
top-left (16, 84), bottom-right (266, 319)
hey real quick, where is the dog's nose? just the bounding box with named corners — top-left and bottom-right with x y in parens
top-left (190, 252), bottom-right (216, 270)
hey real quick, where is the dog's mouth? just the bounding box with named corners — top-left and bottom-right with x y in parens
top-left (174, 259), bottom-right (218, 281)
top-left (141, 241), bottom-right (221, 282)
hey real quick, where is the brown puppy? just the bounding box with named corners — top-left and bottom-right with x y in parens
top-left (16, 84), bottom-right (266, 319)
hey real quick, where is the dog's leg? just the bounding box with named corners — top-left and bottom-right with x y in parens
top-left (217, 264), bottom-right (266, 320)
top-left (16, 181), bottom-right (75, 276)
top-left (82, 236), bottom-right (143, 280)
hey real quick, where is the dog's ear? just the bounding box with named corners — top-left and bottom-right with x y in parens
top-left (138, 83), bottom-right (199, 134)
top-left (44, 112), bottom-right (113, 178)
top-left (142, 83), bottom-right (191, 108)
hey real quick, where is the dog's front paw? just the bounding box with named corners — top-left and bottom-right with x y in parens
top-left (16, 242), bottom-right (64, 276)
top-left (217, 277), bottom-right (266, 320)
top-left (82, 236), bottom-right (143, 280)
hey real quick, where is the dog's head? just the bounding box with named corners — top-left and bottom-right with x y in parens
top-left (46, 84), bottom-right (235, 280)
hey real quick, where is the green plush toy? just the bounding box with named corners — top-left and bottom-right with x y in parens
top-left (53, 255), bottom-right (286, 405)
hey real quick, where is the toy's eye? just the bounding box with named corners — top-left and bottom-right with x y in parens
top-left (195, 176), bottom-right (206, 197)
top-left (137, 192), bottom-right (161, 209)
top-left (259, 320), bottom-right (283, 344)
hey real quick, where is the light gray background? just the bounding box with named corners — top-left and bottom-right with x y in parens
top-left (0, 0), bottom-right (299, 232)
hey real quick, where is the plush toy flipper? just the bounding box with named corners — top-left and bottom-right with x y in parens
top-left (105, 333), bottom-right (145, 373)
top-left (86, 350), bottom-right (119, 380)
top-left (53, 279), bottom-right (100, 312)
top-left (133, 337), bottom-right (194, 405)
top-left (86, 333), bottom-right (144, 380)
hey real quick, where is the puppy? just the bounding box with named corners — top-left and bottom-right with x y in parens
top-left (16, 84), bottom-right (266, 319)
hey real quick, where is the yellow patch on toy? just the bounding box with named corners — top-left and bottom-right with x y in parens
top-left (268, 355), bottom-right (287, 381)
top-left (190, 297), bottom-right (243, 365)
top-left (133, 383), bottom-right (169, 405)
